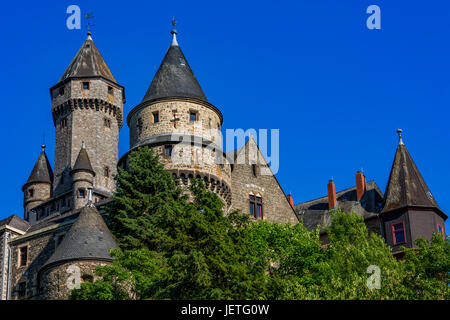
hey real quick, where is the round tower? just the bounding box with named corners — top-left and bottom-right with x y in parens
top-left (22, 145), bottom-right (54, 219)
top-left (122, 22), bottom-right (231, 206)
top-left (70, 142), bottom-right (95, 210)
top-left (38, 189), bottom-right (117, 300)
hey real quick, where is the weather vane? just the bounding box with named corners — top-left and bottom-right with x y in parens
top-left (84, 13), bottom-right (94, 34)
top-left (172, 17), bottom-right (177, 28)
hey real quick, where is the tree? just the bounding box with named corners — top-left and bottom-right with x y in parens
top-left (70, 146), bottom-right (449, 300)
top-left (70, 146), bottom-right (266, 300)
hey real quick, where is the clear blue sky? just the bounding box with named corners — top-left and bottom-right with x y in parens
top-left (1, 0), bottom-right (449, 232)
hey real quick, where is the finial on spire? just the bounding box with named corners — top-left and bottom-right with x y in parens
top-left (171, 17), bottom-right (179, 46)
top-left (397, 129), bottom-right (404, 145)
top-left (85, 13), bottom-right (94, 39)
top-left (41, 133), bottom-right (46, 151)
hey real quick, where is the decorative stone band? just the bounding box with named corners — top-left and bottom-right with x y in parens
top-left (127, 96), bottom-right (223, 127)
top-left (168, 169), bottom-right (232, 207)
top-left (52, 98), bottom-right (123, 128)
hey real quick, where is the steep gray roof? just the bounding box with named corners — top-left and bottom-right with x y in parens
top-left (71, 146), bottom-right (95, 175)
top-left (141, 32), bottom-right (207, 103)
top-left (0, 215), bottom-right (30, 232)
top-left (23, 147), bottom-right (53, 188)
top-left (59, 33), bottom-right (116, 83)
top-left (295, 181), bottom-right (384, 232)
top-left (382, 139), bottom-right (443, 215)
top-left (41, 205), bottom-right (117, 271)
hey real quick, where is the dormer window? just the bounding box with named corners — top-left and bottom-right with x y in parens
top-left (82, 82), bottom-right (90, 90)
top-left (392, 222), bottom-right (406, 245)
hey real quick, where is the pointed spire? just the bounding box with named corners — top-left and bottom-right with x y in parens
top-left (141, 20), bottom-right (207, 103)
top-left (58, 34), bottom-right (116, 83)
top-left (23, 145), bottom-right (54, 188)
top-left (382, 130), bottom-right (441, 214)
top-left (71, 143), bottom-right (95, 176)
top-left (40, 204), bottom-right (117, 271)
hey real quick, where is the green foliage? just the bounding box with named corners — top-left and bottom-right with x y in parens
top-left (69, 146), bottom-right (449, 300)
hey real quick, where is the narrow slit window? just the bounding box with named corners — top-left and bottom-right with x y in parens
top-left (19, 246), bottom-right (28, 267)
top-left (164, 145), bottom-right (173, 157)
top-left (190, 111), bottom-right (197, 122)
top-left (153, 112), bottom-right (159, 123)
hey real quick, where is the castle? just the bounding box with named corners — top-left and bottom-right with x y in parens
top-left (0, 25), bottom-right (447, 300)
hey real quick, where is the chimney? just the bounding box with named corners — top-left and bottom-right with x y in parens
top-left (287, 194), bottom-right (294, 208)
top-left (356, 171), bottom-right (366, 201)
top-left (327, 180), bottom-right (337, 209)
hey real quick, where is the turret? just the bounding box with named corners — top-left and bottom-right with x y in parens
top-left (22, 145), bottom-right (53, 219)
top-left (38, 187), bottom-right (117, 299)
top-left (50, 32), bottom-right (125, 197)
top-left (381, 129), bottom-right (447, 255)
top-left (70, 142), bottom-right (95, 209)
top-left (123, 20), bottom-right (231, 206)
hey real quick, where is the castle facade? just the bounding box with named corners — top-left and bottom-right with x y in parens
top-left (0, 26), bottom-right (446, 300)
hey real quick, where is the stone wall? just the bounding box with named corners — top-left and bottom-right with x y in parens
top-left (39, 260), bottom-right (109, 300)
top-left (9, 223), bottom-right (73, 300)
top-left (52, 78), bottom-right (123, 197)
top-left (128, 99), bottom-right (222, 149)
top-left (23, 183), bottom-right (52, 215)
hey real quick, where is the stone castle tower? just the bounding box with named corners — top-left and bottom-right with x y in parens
top-left (22, 31), bottom-right (125, 219)
top-left (49, 31), bottom-right (124, 200)
top-left (122, 24), bottom-right (232, 205)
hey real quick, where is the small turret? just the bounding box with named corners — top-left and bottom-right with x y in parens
top-left (70, 142), bottom-right (95, 209)
top-left (381, 129), bottom-right (447, 254)
top-left (22, 145), bottom-right (53, 219)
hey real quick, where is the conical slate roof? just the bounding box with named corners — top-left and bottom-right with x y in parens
top-left (41, 205), bottom-right (117, 271)
top-left (141, 31), bottom-right (207, 103)
top-left (382, 131), bottom-right (440, 214)
top-left (59, 33), bottom-right (116, 83)
top-left (24, 146), bottom-right (53, 187)
top-left (72, 145), bottom-right (95, 175)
